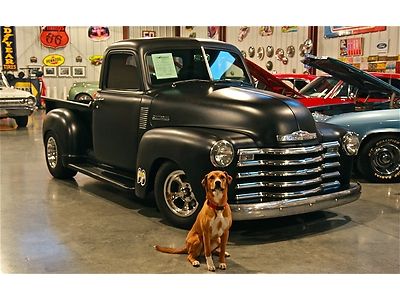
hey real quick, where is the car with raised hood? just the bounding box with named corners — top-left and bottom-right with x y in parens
top-left (274, 73), bottom-right (316, 91)
top-left (0, 71), bottom-right (36, 127)
top-left (42, 38), bottom-right (361, 228)
top-left (246, 56), bottom-right (400, 115)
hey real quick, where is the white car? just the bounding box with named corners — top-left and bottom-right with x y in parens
top-left (0, 72), bottom-right (36, 127)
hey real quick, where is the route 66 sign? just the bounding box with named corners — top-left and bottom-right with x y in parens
top-left (40, 26), bottom-right (69, 49)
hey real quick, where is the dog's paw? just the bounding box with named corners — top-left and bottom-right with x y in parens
top-left (219, 263), bottom-right (227, 270)
top-left (206, 256), bottom-right (216, 272)
top-left (192, 260), bottom-right (200, 267)
top-left (208, 265), bottom-right (216, 272)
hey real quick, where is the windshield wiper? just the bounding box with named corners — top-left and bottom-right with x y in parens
top-left (213, 79), bottom-right (252, 86)
top-left (171, 79), bottom-right (210, 87)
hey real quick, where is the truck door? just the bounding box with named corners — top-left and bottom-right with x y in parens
top-left (92, 51), bottom-right (143, 172)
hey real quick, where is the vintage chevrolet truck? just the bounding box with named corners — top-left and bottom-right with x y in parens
top-left (43, 38), bottom-right (361, 228)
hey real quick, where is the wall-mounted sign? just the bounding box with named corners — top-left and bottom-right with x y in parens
top-left (340, 37), bottom-right (363, 57)
top-left (1, 26), bottom-right (18, 71)
top-left (375, 40), bottom-right (389, 54)
top-left (281, 26), bottom-right (298, 33)
top-left (89, 55), bottom-right (103, 66)
top-left (207, 26), bottom-right (219, 39)
top-left (40, 26), bottom-right (69, 49)
top-left (324, 26), bottom-right (386, 38)
top-left (88, 26), bottom-right (110, 41)
top-left (142, 30), bottom-right (156, 38)
top-left (43, 54), bottom-right (65, 67)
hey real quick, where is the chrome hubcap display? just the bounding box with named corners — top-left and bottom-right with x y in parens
top-left (163, 170), bottom-right (198, 217)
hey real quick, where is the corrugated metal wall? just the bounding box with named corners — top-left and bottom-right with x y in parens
top-left (2, 26), bottom-right (399, 99)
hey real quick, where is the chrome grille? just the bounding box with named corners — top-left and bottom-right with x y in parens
top-left (235, 142), bottom-right (341, 203)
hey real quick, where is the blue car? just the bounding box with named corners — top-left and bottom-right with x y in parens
top-left (304, 56), bottom-right (400, 183)
top-left (322, 108), bottom-right (399, 183)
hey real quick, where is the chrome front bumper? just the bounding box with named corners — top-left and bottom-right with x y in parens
top-left (230, 182), bottom-right (361, 220)
top-left (0, 106), bottom-right (35, 118)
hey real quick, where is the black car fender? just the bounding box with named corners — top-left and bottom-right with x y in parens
top-left (134, 126), bottom-right (255, 200)
top-left (42, 108), bottom-right (91, 165)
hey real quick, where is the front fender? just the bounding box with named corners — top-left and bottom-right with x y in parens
top-left (135, 127), bottom-right (255, 200)
top-left (42, 108), bottom-right (91, 165)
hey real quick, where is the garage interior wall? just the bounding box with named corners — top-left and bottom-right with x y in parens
top-left (2, 26), bottom-right (399, 99)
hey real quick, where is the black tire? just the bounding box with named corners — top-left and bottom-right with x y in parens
top-left (15, 116), bottom-right (28, 128)
top-left (45, 131), bottom-right (77, 179)
top-left (154, 161), bottom-right (201, 228)
top-left (357, 134), bottom-right (400, 183)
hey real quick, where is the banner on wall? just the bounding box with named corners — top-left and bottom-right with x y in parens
top-left (340, 37), bottom-right (363, 56)
top-left (324, 26), bottom-right (386, 38)
top-left (1, 26), bottom-right (18, 71)
top-left (40, 26), bottom-right (70, 49)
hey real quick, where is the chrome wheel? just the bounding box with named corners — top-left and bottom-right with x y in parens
top-left (370, 142), bottom-right (400, 177)
top-left (46, 136), bottom-right (58, 169)
top-left (163, 170), bottom-right (198, 218)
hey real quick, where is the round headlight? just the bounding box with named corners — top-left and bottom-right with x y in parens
top-left (27, 96), bottom-right (36, 106)
top-left (210, 140), bottom-right (234, 167)
top-left (342, 132), bottom-right (360, 156)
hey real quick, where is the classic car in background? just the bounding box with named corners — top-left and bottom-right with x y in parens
top-left (0, 71), bottom-right (36, 127)
top-left (314, 106), bottom-right (399, 183)
top-left (301, 56), bottom-right (400, 109)
top-left (246, 56), bottom-right (400, 115)
top-left (275, 73), bottom-right (316, 91)
top-left (67, 81), bottom-right (98, 102)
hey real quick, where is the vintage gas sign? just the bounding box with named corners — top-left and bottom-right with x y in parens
top-left (1, 26), bottom-right (18, 71)
top-left (40, 26), bottom-right (69, 49)
top-left (43, 54), bottom-right (65, 67)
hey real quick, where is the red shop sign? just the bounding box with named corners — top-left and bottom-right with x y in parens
top-left (40, 26), bottom-right (69, 49)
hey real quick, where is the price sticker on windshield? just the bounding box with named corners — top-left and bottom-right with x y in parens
top-left (152, 53), bottom-right (178, 79)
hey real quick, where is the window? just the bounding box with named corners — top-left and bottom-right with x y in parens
top-left (105, 53), bottom-right (140, 90)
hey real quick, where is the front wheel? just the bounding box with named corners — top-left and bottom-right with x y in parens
top-left (45, 131), bottom-right (77, 179)
top-left (357, 134), bottom-right (400, 183)
top-left (154, 162), bottom-right (200, 228)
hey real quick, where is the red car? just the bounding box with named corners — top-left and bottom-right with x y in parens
top-left (274, 73), bottom-right (316, 91)
top-left (246, 57), bottom-right (400, 115)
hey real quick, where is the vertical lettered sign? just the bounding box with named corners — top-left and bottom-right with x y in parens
top-left (1, 26), bottom-right (17, 71)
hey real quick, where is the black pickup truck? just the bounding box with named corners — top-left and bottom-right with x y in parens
top-left (43, 38), bottom-right (361, 228)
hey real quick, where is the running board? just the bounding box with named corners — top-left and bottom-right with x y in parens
top-left (68, 163), bottom-right (135, 191)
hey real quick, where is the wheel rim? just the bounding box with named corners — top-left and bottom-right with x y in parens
top-left (370, 142), bottom-right (400, 177)
top-left (46, 136), bottom-right (58, 169)
top-left (163, 170), bottom-right (198, 218)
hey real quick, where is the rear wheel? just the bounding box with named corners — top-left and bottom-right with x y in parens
top-left (154, 161), bottom-right (200, 228)
top-left (45, 131), bottom-right (77, 179)
top-left (357, 134), bottom-right (400, 183)
top-left (15, 116), bottom-right (28, 128)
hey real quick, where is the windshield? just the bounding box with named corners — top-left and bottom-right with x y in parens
top-left (300, 76), bottom-right (340, 97)
top-left (146, 47), bottom-right (251, 86)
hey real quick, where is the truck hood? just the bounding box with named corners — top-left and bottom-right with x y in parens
top-left (302, 54), bottom-right (400, 95)
top-left (0, 86), bottom-right (34, 99)
top-left (150, 81), bottom-right (318, 147)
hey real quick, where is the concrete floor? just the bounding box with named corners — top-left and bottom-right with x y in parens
top-left (1, 110), bottom-right (399, 274)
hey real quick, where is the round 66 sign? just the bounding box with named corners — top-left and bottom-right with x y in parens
top-left (40, 26), bottom-right (69, 49)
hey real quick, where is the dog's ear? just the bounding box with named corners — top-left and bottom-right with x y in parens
top-left (201, 175), bottom-right (208, 190)
top-left (224, 171), bottom-right (233, 185)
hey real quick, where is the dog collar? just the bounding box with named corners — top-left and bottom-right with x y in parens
top-left (206, 200), bottom-right (226, 211)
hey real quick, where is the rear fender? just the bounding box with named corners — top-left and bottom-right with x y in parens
top-left (42, 108), bottom-right (91, 165)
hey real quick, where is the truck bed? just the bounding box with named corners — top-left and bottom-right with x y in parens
top-left (44, 97), bottom-right (92, 114)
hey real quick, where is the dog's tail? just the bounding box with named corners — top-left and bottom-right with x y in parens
top-left (154, 245), bottom-right (187, 254)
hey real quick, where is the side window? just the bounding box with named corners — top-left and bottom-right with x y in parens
top-left (105, 53), bottom-right (140, 90)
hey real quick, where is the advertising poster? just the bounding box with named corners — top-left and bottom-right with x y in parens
top-left (324, 26), bottom-right (386, 38)
top-left (1, 26), bottom-right (17, 71)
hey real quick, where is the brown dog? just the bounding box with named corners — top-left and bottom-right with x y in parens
top-left (155, 170), bottom-right (233, 271)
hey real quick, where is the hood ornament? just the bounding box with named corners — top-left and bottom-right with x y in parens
top-left (277, 130), bottom-right (317, 142)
